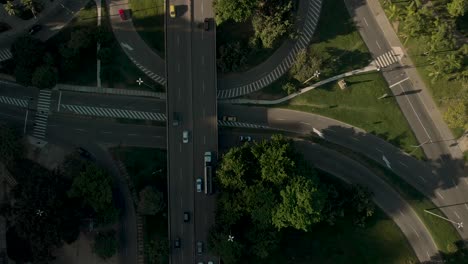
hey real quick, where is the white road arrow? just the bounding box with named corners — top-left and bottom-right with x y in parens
top-left (120, 42), bottom-right (134, 51)
top-left (382, 155), bottom-right (392, 169)
top-left (312, 128), bottom-right (324, 138)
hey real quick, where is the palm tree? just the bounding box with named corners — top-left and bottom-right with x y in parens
top-left (21, 0), bottom-right (37, 19)
top-left (4, 1), bottom-right (17, 16)
top-left (387, 4), bottom-right (401, 20)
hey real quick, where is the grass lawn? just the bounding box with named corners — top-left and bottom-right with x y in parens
top-left (310, 137), bottom-right (466, 262)
top-left (285, 73), bottom-right (424, 159)
top-left (101, 1), bottom-right (164, 91)
top-left (47, 0), bottom-right (98, 86)
top-left (264, 209), bottom-right (418, 264)
top-left (128, 0), bottom-right (165, 56)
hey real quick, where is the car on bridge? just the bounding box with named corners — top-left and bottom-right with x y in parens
top-left (170, 5), bottom-right (176, 18)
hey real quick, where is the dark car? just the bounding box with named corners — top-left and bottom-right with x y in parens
top-left (77, 147), bottom-right (94, 160)
top-left (174, 237), bottom-right (181, 248)
top-left (183, 212), bottom-right (190, 222)
top-left (204, 18), bottom-right (209, 31)
top-left (28, 24), bottom-right (42, 35)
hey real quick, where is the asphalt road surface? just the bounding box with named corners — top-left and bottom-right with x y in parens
top-left (165, 0), bottom-right (196, 262)
top-left (191, 0), bottom-right (219, 263)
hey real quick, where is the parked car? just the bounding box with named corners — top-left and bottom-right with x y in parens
top-left (118, 9), bottom-right (126, 20)
top-left (77, 147), bottom-right (94, 160)
top-left (222, 116), bottom-right (237, 122)
top-left (28, 24), bottom-right (42, 35)
top-left (196, 178), bottom-right (203, 193)
top-left (183, 130), bottom-right (189, 143)
top-left (170, 5), bottom-right (176, 18)
top-left (204, 18), bottom-right (210, 31)
top-left (240, 136), bottom-right (252, 142)
top-left (174, 237), bottom-right (181, 248)
top-left (183, 212), bottom-right (190, 222)
top-left (196, 241), bottom-right (203, 255)
top-left (208, 261), bottom-right (214, 264)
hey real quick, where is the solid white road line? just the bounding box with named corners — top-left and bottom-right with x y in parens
top-left (454, 211), bottom-right (460, 219)
top-left (299, 121), bottom-right (311, 126)
top-left (465, 203), bottom-right (468, 211)
top-left (398, 83), bottom-right (432, 139)
top-left (128, 133), bottom-right (137, 136)
top-left (452, 179), bottom-right (459, 189)
top-left (74, 128), bottom-right (86, 132)
top-left (363, 17), bottom-right (369, 26)
top-left (101, 131), bottom-right (112, 134)
top-left (376, 41), bottom-right (381, 49)
top-left (398, 161), bottom-right (408, 168)
top-left (418, 176), bottom-right (427, 182)
top-left (410, 225), bottom-right (420, 238)
top-left (436, 191), bottom-right (444, 199)
top-left (375, 148), bottom-right (383, 152)
top-left (57, 91), bottom-right (62, 112)
top-left (400, 210), bottom-right (405, 217)
top-left (389, 77), bottom-right (409, 88)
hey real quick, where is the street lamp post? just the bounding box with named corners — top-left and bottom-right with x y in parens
top-left (136, 77), bottom-right (155, 90)
top-left (409, 139), bottom-right (432, 155)
top-left (424, 209), bottom-right (463, 229)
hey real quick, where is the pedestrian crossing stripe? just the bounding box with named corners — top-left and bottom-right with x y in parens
top-left (61, 104), bottom-right (167, 121)
top-left (375, 50), bottom-right (399, 68)
top-left (0, 49), bottom-right (12, 62)
top-left (31, 90), bottom-right (52, 139)
top-left (0, 96), bottom-right (28, 107)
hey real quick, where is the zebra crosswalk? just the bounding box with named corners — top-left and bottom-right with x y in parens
top-left (32, 90), bottom-right (52, 139)
top-left (61, 104), bottom-right (167, 121)
top-left (0, 49), bottom-right (12, 62)
top-left (217, 120), bottom-right (270, 129)
top-left (374, 50), bottom-right (400, 68)
top-left (0, 96), bottom-right (28, 108)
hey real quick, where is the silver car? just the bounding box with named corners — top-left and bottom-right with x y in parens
top-left (196, 178), bottom-right (203, 192)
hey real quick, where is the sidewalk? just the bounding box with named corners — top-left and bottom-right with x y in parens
top-left (221, 65), bottom-right (378, 105)
top-left (56, 84), bottom-right (166, 99)
top-left (366, 0), bottom-right (463, 160)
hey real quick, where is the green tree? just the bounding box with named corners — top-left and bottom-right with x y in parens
top-left (216, 144), bottom-right (252, 190)
top-left (146, 239), bottom-right (169, 264)
top-left (430, 19), bottom-right (456, 51)
top-left (11, 35), bottom-right (45, 67)
top-left (21, 0), bottom-right (37, 19)
top-left (282, 82), bottom-right (297, 95)
top-left (213, 0), bottom-right (260, 24)
top-left (138, 186), bottom-right (165, 215)
top-left (208, 230), bottom-right (244, 264)
top-left (243, 184), bottom-right (276, 227)
top-left (31, 65), bottom-right (58, 89)
top-left (68, 28), bottom-right (95, 54)
top-left (322, 184), bottom-right (345, 225)
top-left (347, 184), bottom-right (375, 227)
top-left (251, 1), bottom-right (293, 48)
top-left (444, 101), bottom-right (467, 129)
top-left (290, 48), bottom-right (323, 83)
top-left (96, 205), bottom-right (119, 226)
top-left (387, 3), bottom-right (401, 20)
top-left (252, 134), bottom-right (295, 185)
top-left (217, 41), bottom-right (247, 73)
top-left (272, 175), bottom-right (325, 231)
top-left (447, 0), bottom-right (468, 17)
top-left (4, 1), bottom-right (17, 16)
top-left (93, 230), bottom-right (117, 259)
top-left (14, 65), bottom-right (34, 86)
top-left (68, 164), bottom-right (113, 212)
top-left (245, 226), bottom-right (279, 259)
top-left (0, 124), bottom-right (22, 165)
top-left (97, 47), bottom-right (114, 65)
top-left (6, 159), bottom-right (81, 262)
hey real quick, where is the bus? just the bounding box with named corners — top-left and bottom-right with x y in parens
top-left (204, 165), bottom-right (212, 195)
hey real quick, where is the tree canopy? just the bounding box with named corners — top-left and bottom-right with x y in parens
top-left (138, 186), bottom-right (165, 215)
top-left (0, 124), bottom-right (23, 165)
top-left (213, 0), bottom-right (260, 24)
top-left (6, 159), bottom-right (81, 262)
top-left (68, 164), bottom-right (113, 212)
top-left (93, 230), bottom-right (117, 259)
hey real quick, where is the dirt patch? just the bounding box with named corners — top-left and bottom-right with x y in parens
top-left (459, 134), bottom-right (468, 152)
top-left (26, 142), bottom-right (71, 171)
top-left (52, 233), bottom-right (116, 264)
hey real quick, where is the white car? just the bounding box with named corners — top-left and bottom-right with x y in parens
top-left (183, 130), bottom-right (189, 143)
